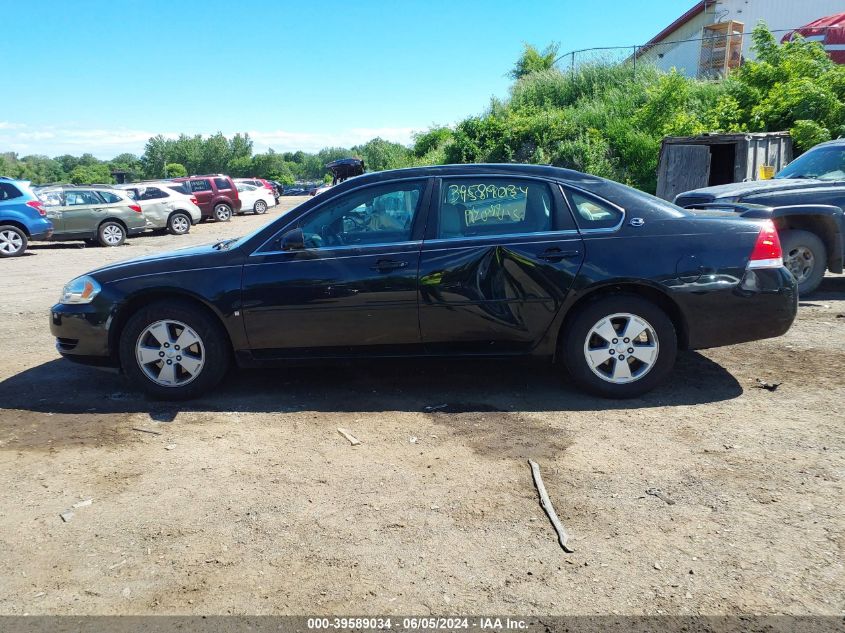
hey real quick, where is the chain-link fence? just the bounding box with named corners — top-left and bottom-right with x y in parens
top-left (555, 26), bottom-right (842, 79)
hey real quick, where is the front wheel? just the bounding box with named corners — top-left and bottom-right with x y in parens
top-left (168, 212), bottom-right (191, 235)
top-left (119, 300), bottom-right (230, 400)
top-left (214, 203), bottom-right (232, 222)
top-left (562, 295), bottom-right (677, 398)
top-left (780, 229), bottom-right (826, 295)
top-left (0, 225), bottom-right (27, 257)
top-left (98, 221), bottom-right (126, 247)
top-left (254, 200), bottom-right (267, 215)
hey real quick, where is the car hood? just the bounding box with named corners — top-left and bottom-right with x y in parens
top-left (677, 178), bottom-right (831, 201)
top-left (85, 241), bottom-right (241, 283)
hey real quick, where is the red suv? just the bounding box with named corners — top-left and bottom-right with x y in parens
top-left (173, 175), bottom-right (242, 221)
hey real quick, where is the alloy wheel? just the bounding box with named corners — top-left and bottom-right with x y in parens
top-left (0, 229), bottom-right (24, 255)
top-left (171, 215), bottom-right (190, 234)
top-left (214, 205), bottom-right (231, 221)
top-left (135, 319), bottom-right (205, 387)
top-left (583, 313), bottom-right (659, 384)
top-left (102, 225), bottom-right (124, 246)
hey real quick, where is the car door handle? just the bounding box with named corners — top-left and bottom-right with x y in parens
top-left (539, 248), bottom-right (580, 262)
top-left (370, 259), bottom-right (408, 272)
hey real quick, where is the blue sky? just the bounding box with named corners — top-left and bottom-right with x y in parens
top-left (0, 0), bottom-right (688, 158)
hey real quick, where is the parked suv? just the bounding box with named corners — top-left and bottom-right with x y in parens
top-left (35, 185), bottom-right (147, 247)
top-left (0, 176), bottom-right (53, 257)
top-left (675, 138), bottom-right (845, 294)
top-left (115, 183), bottom-right (202, 235)
top-left (172, 175), bottom-right (241, 221)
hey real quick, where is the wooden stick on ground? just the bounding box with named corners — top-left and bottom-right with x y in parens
top-left (528, 459), bottom-right (574, 553)
top-left (337, 428), bottom-right (361, 446)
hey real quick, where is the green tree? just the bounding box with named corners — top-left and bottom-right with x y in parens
top-left (69, 163), bottom-right (113, 184)
top-left (353, 137), bottom-right (412, 172)
top-left (509, 43), bottom-right (560, 80)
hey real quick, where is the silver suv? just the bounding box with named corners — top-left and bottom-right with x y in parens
top-left (35, 186), bottom-right (147, 247)
top-left (116, 182), bottom-right (202, 235)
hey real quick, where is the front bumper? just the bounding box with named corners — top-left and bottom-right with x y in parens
top-left (50, 302), bottom-right (117, 366)
top-left (682, 267), bottom-right (798, 350)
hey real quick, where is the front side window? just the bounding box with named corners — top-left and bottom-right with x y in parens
top-left (437, 178), bottom-right (552, 239)
top-left (567, 191), bottom-right (623, 230)
top-left (65, 190), bottom-right (102, 206)
top-left (214, 177), bottom-right (232, 190)
top-left (190, 179), bottom-right (212, 193)
top-left (297, 181), bottom-right (425, 248)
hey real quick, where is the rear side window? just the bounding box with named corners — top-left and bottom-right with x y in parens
top-left (190, 179), bottom-right (212, 193)
top-left (138, 187), bottom-right (168, 200)
top-left (214, 177), bottom-right (232, 190)
top-left (0, 182), bottom-right (22, 201)
top-left (65, 190), bottom-right (103, 206)
top-left (566, 190), bottom-right (624, 230)
top-left (99, 191), bottom-right (123, 203)
top-left (438, 178), bottom-right (552, 239)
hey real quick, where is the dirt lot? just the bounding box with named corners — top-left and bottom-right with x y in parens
top-left (0, 196), bottom-right (842, 616)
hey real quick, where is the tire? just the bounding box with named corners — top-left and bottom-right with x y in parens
top-left (254, 200), bottom-right (267, 215)
top-left (167, 212), bottom-right (191, 235)
top-left (213, 203), bottom-right (232, 222)
top-left (119, 300), bottom-right (230, 400)
top-left (98, 221), bottom-right (126, 247)
top-left (0, 225), bottom-right (27, 257)
top-left (780, 229), bottom-right (826, 295)
top-left (562, 295), bottom-right (677, 399)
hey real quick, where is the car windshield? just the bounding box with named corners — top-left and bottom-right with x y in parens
top-left (776, 145), bottom-right (845, 181)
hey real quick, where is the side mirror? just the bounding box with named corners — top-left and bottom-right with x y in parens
top-left (280, 227), bottom-right (305, 251)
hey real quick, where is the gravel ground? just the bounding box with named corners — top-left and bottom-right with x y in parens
top-left (0, 196), bottom-right (842, 615)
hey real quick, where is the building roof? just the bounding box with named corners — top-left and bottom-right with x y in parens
top-left (641, 0), bottom-right (716, 50)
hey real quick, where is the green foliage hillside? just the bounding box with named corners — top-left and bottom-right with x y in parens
top-left (2, 24), bottom-right (842, 192)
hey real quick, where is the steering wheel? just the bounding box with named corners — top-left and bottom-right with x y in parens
top-left (320, 222), bottom-right (345, 246)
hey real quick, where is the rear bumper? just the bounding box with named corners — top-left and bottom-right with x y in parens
top-left (26, 217), bottom-right (54, 241)
top-left (50, 302), bottom-right (116, 366)
top-left (128, 226), bottom-right (146, 236)
top-left (683, 267), bottom-right (798, 350)
top-left (30, 227), bottom-right (53, 241)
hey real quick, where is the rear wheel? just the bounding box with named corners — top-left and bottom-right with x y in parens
top-left (562, 295), bottom-right (677, 398)
top-left (98, 221), bottom-right (126, 247)
top-left (254, 200), bottom-right (267, 215)
top-left (780, 229), bottom-right (826, 295)
top-left (0, 225), bottom-right (27, 257)
top-left (119, 300), bottom-right (230, 400)
top-left (214, 203), bottom-right (232, 222)
top-left (167, 212), bottom-right (191, 235)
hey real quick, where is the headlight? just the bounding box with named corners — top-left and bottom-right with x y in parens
top-left (59, 276), bottom-right (101, 304)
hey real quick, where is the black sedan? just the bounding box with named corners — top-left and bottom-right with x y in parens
top-left (50, 164), bottom-right (797, 400)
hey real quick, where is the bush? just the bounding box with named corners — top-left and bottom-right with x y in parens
top-left (165, 162), bottom-right (187, 178)
top-left (790, 120), bottom-right (831, 152)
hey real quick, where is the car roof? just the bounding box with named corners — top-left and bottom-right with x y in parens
top-left (341, 163), bottom-right (603, 186)
top-left (811, 138), bottom-right (845, 149)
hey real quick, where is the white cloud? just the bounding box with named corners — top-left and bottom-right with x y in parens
top-left (0, 124), bottom-right (418, 158)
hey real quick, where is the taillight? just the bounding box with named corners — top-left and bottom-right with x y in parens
top-left (747, 220), bottom-right (783, 269)
top-left (129, 204), bottom-right (143, 214)
top-left (26, 200), bottom-right (47, 217)
top-left (190, 196), bottom-right (198, 205)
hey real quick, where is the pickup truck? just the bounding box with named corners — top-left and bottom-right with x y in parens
top-left (675, 138), bottom-right (845, 294)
